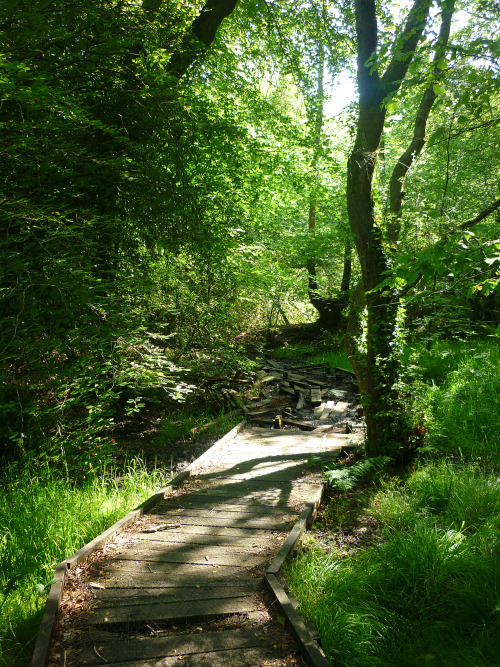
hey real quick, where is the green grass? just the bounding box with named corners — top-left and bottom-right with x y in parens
top-left (273, 343), bottom-right (352, 372)
top-left (157, 406), bottom-right (243, 448)
top-left (409, 338), bottom-right (500, 462)
top-left (287, 463), bottom-right (500, 665)
top-left (286, 337), bottom-right (500, 666)
top-left (273, 343), bottom-right (316, 359)
top-left (0, 460), bottom-right (171, 666)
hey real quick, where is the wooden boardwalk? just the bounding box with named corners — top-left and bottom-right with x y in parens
top-left (43, 426), bottom-right (353, 666)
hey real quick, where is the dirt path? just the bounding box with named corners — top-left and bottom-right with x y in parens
top-left (45, 426), bottom-right (357, 666)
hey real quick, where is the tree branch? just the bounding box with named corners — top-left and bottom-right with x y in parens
top-left (387, 0), bottom-right (455, 245)
top-left (460, 197), bottom-right (500, 231)
top-left (381, 0), bottom-right (432, 95)
top-left (166, 0), bottom-right (239, 80)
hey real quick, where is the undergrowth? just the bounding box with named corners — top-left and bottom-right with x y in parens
top-left (286, 338), bottom-right (500, 666)
top-left (273, 343), bottom-right (351, 371)
top-left (0, 460), bottom-right (170, 666)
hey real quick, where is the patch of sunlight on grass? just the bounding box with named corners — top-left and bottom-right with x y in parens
top-left (0, 459), bottom-right (170, 665)
top-left (287, 462), bottom-right (500, 665)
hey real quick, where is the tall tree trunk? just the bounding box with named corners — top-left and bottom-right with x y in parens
top-left (346, 0), bottom-right (431, 456)
top-left (307, 42), bottom-right (350, 330)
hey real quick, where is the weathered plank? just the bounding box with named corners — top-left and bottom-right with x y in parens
top-left (73, 628), bottom-right (267, 665)
top-left (87, 595), bottom-right (259, 626)
top-left (158, 492), bottom-right (293, 509)
top-left (77, 646), bottom-right (277, 667)
top-left (331, 400), bottom-right (350, 414)
top-left (99, 563), bottom-right (255, 588)
top-left (144, 513), bottom-right (295, 530)
top-left (287, 373), bottom-right (328, 387)
top-left (130, 522), bottom-right (277, 537)
top-left (296, 393), bottom-right (306, 409)
top-left (258, 372), bottom-right (283, 382)
top-left (280, 418), bottom-right (317, 431)
top-left (152, 502), bottom-right (290, 517)
top-left (41, 423), bottom-right (340, 667)
top-left (127, 531), bottom-right (278, 549)
top-left (310, 387), bottom-right (322, 405)
top-left (109, 548), bottom-right (263, 568)
top-left (319, 401), bottom-right (336, 420)
top-left (92, 585), bottom-right (254, 603)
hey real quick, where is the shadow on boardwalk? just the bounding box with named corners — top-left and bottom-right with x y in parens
top-left (47, 426), bottom-right (350, 666)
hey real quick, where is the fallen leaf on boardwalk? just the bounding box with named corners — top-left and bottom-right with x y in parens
top-left (88, 582), bottom-right (105, 589)
top-left (141, 523), bottom-right (181, 533)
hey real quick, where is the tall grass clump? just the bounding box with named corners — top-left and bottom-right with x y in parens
top-left (0, 459), bottom-right (170, 666)
top-left (287, 463), bottom-right (500, 665)
top-left (412, 339), bottom-right (500, 462)
top-left (273, 342), bottom-right (351, 371)
top-left (287, 338), bottom-right (500, 665)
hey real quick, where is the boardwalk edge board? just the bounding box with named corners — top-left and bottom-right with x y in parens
top-left (29, 420), bottom-right (247, 667)
top-left (265, 483), bottom-right (330, 667)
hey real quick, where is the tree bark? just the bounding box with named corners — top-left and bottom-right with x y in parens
top-left (306, 42), bottom-right (350, 330)
top-left (387, 0), bottom-right (455, 246)
top-left (166, 0), bottom-right (240, 80)
top-left (346, 0), bottom-right (431, 455)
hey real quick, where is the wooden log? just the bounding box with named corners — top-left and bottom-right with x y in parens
top-left (291, 381), bottom-right (308, 391)
top-left (280, 419), bottom-right (317, 431)
top-left (329, 389), bottom-right (349, 400)
top-left (296, 393), bottom-right (306, 410)
top-left (260, 372), bottom-right (283, 382)
top-left (313, 402), bottom-right (326, 417)
top-left (319, 401), bottom-right (336, 420)
top-left (247, 406), bottom-right (276, 416)
top-left (310, 387), bottom-right (322, 406)
top-left (243, 399), bottom-right (271, 409)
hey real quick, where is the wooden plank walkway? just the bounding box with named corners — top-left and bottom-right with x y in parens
top-left (44, 426), bottom-right (353, 666)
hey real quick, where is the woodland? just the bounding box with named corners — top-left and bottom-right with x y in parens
top-left (1, 0), bottom-right (500, 664)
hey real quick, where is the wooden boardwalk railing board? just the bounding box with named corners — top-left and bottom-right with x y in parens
top-left (40, 425), bottom-right (355, 666)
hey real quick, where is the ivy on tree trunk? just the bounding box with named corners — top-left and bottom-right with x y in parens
top-left (346, 0), bottom-right (433, 456)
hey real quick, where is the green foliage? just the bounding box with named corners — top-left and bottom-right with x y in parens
top-left (287, 336), bottom-right (500, 664)
top-left (287, 461), bottom-right (500, 666)
top-left (323, 457), bottom-right (391, 491)
top-left (407, 339), bottom-right (500, 461)
top-left (157, 405), bottom-right (242, 450)
top-left (273, 340), bottom-right (351, 371)
top-left (372, 461), bottom-right (500, 534)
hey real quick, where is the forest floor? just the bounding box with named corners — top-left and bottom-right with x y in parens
top-left (112, 324), bottom-right (364, 477)
top-left (44, 326), bottom-right (374, 666)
